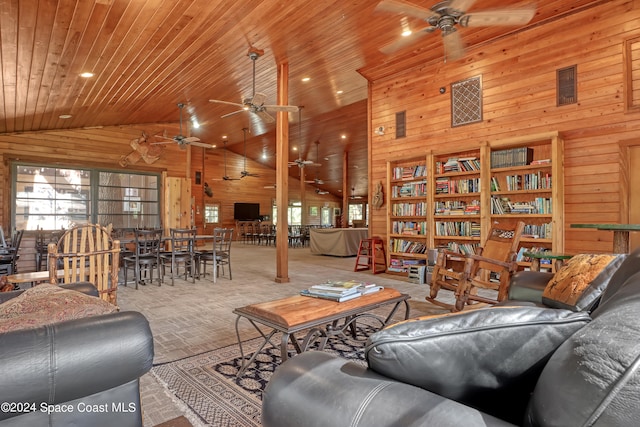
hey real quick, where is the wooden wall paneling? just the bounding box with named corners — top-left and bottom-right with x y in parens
top-left (367, 0), bottom-right (640, 255)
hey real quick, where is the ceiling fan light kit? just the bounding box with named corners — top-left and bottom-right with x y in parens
top-left (376, 0), bottom-right (536, 61)
top-left (151, 103), bottom-right (214, 149)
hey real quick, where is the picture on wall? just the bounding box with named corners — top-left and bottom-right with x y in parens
top-left (334, 208), bottom-right (341, 216)
top-left (309, 206), bottom-right (318, 216)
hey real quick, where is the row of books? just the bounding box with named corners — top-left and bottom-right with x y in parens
top-left (391, 202), bottom-right (427, 217)
top-left (491, 147), bottom-right (534, 168)
top-left (392, 165), bottom-right (427, 180)
top-left (391, 220), bottom-right (427, 235)
top-left (491, 172), bottom-right (552, 192)
top-left (388, 257), bottom-right (427, 274)
top-left (523, 223), bottom-right (553, 239)
top-left (300, 280), bottom-right (384, 302)
top-left (434, 200), bottom-right (480, 216)
top-left (491, 196), bottom-right (552, 215)
top-left (435, 177), bottom-right (481, 194)
top-left (434, 221), bottom-right (481, 238)
top-left (392, 181), bottom-right (427, 198)
top-left (389, 238), bottom-right (428, 254)
top-left (444, 241), bottom-right (479, 255)
top-left (435, 157), bottom-right (480, 174)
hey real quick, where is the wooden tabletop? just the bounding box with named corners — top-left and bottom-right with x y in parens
top-left (570, 223), bottom-right (640, 231)
top-left (234, 288), bottom-right (409, 330)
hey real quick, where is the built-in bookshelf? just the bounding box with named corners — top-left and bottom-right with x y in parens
top-left (482, 131), bottom-right (564, 269)
top-left (430, 148), bottom-right (483, 255)
top-left (384, 132), bottom-right (564, 277)
top-left (386, 157), bottom-right (429, 275)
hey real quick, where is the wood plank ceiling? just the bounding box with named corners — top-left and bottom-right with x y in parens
top-left (0, 0), bottom-right (602, 197)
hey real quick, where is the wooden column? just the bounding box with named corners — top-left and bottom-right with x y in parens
top-left (342, 150), bottom-right (349, 228)
top-left (300, 167), bottom-right (306, 226)
top-left (275, 61), bottom-right (290, 283)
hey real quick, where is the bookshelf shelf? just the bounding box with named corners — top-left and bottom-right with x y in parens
top-left (387, 156), bottom-right (431, 275)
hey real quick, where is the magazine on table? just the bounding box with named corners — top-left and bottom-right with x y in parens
top-left (299, 289), bottom-right (362, 302)
top-left (301, 280), bottom-right (384, 301)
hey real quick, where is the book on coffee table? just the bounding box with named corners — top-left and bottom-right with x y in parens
top-left (299, 289), bottom-right (362, 302)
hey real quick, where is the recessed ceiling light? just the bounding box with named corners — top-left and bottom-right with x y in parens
top-left (341, 134), bottom-right (347, 139)
top-left (262, 153), bottom-right (267, 160)
top-left (293, 146), bottom-right (298, 151)
top-left (301, 77), bottom-right (311, 82)
top-left (222, 135), bottom-right (228, 139)
top-left (59, 114), bottom-right (72, 119)
top-left (80, 72), bottom-right (94, 78)
top-left (336, 90), bottom-right (343, 94)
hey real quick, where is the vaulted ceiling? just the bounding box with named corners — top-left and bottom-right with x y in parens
top-left (0, 0), bottom-right (602, 197)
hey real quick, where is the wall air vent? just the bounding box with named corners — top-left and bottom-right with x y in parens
top-left (395, 111), bottom-right (406, 139)
top-left (451, 75), bottom-right (482, 127)
top-left (557, 65), bottom-right (577, 106)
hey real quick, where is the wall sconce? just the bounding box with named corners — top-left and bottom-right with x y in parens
top-left (374, 126), bottom-right (385, 136)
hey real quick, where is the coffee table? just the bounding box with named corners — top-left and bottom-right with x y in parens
top-left (233, 287), bottom-right (410, 377)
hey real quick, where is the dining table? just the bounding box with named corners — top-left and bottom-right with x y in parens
top-left (570, 223), bottom-right (640, 253)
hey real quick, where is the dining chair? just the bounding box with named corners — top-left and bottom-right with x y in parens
top-left (35, 227), bottom-right (65, 271)
top-left (160, 228), bottom-right (197, 286)
top-left (199, 228), bottom-right (233, 283)
top-left (123, 228), bottom-right (163, 289)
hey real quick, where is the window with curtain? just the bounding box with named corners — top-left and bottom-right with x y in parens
top-left (13, 163), bottom-right (160, 230)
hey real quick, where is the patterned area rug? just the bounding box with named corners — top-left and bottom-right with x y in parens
top-left (152, 329), bottom-right (371, 427)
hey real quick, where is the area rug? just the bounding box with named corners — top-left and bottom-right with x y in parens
top-left (151, 329), bottom-right (371, 427)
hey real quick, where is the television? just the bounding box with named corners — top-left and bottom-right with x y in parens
top-left (234, 203), bottom-right (261, 221)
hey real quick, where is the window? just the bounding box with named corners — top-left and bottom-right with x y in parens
top-left (321, 207), bottom-right (331, 226)
top-left (348, 203), bottom-right (364, 226)
top-left (204, 203), bottom-right (220, 224)
top-left (12, 163), bottom-right (160, 230)
top-left (288, 202), bottom-right (302, 226)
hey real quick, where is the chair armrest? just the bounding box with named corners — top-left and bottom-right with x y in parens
top-left (263, 352), bottom-right (515, 427)
top-left (508, 271), bottom-right (554, 304)
top-left (465, 253), bottom-right (515, 270)
top-left (0, 311), bottom-right (154, 421)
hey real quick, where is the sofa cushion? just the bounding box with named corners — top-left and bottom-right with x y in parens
top-left (528, 270), bottom-right (640, 426)
top-left (542, 254), bottom-right (626, 312)
top-left (365, 306), bottom-right (590, 423)
top-left (0, 283), bottom-right (118, 333)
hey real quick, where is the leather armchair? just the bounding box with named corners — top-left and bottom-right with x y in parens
top-left (263, 249), bottom-right (640, 427)
top-left (0, 282), bottom-right (154, 427)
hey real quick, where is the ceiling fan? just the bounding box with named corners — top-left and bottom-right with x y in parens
top-left (209, 48), bottom-right (300, 124)
top-left (288, 108), bottom-right (321, 169)
top-left (376, 0), bottom-right (536, 61)
top-left (152, 103), bottom-right (214, 149)
top-left (221, 141), bottom-right (240, 181)
top-left (240, 127), bottom-right (259, 178)
top-left (316, 188), bottom-right (329, 195)
top-left (304, 141), bottom-right (325, 185)
top-left (350, 187), bottom-right (364, 200)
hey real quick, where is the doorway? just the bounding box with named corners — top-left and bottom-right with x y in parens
top-left (630, 146), bottom-right (640, 252)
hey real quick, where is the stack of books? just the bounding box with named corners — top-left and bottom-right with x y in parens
top-left (300, 280), bottom-right (384, 302)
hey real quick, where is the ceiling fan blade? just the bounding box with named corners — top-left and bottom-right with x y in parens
top-left (189, 141), bottom-right (215, 149)
top-left (442, 30), bottom-right (465, 61)
top-left (221, 109), bottom-right (246, 119)
top-left (461, 7), bottom-right (536, 27)
top-left (448, 0), bottom-right (477, 14)
top-left (374, 0), bottom-right (436, 20)
top-left (251, 92), bottom-right (267, 106)
top-left (264, 104), bottom-right (300, 113)
top-left (209, 99), bottom-right (245, 108)
top-left (254, 109), bottom-right (275, 123)
top-left (150, 140), bottom-right (175, 145)
top-left (183, 136), bottom-right (201, 143)
top-left (380, 26), bottom-right (433, 55)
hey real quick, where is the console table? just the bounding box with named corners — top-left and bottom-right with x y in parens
top-left (570, 223), bottom-right (640, 254)
top-left (309, 227), bottom-right (369, 256)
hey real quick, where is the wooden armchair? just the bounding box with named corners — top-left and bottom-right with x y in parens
top-left (428, 221), bottom-right (525, 312)
top-left (48, 223), bottom-right (120, 305)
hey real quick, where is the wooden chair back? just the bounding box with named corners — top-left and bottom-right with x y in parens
top-left (476, 222), bottom-right (525, 272)
top-left (48, 223), bottom-right (120, 304)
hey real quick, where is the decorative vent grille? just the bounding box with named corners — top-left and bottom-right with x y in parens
top-left (396, 111), bottom-right (406, 138)
top-left (557, 65), bottom-right (577, 106)
top-left (451, 76), bottom-right (482, 127)
top-left (624, 37), bottom-right (640, 111)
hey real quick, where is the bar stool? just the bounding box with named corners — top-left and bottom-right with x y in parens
top-left (354, 236), bottom-right (386, 274)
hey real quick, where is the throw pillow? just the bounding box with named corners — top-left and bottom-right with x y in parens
top-left (0, 283), bottom-right (118, 333)
top-left (365, 306), bottom-right (590, 423)
top-left (542, 254), bottom-right (626, 312)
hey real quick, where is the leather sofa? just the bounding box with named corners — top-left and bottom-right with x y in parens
top-left (0, 282), bottom-right (154, 427)
top-left (262, 248), bottom-right (640, 427)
